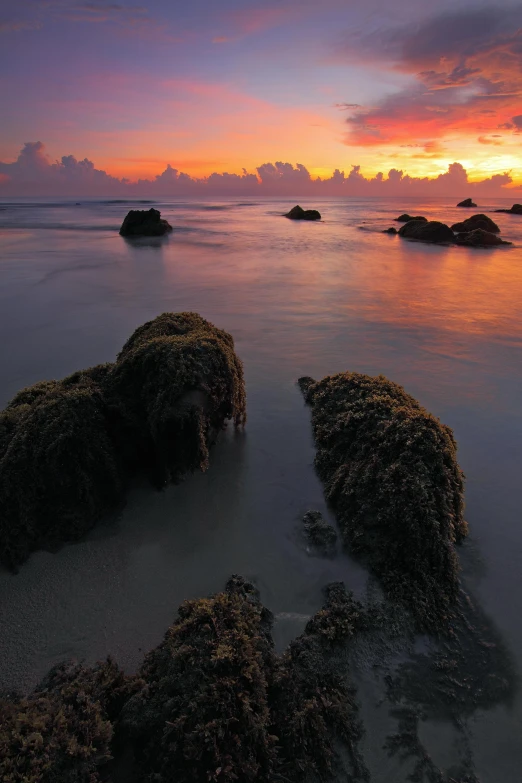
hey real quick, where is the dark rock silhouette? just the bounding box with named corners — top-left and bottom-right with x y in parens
top-left (299, 372), bottom-right (466, 630)
top-left (494, 203), bottom-right (522, 214)
top-left (119, 207), bottom-right (172, 236)
top-left (0, 313), bottom-right (246, 570)
top-left (451, 214), bottom-right (500, 233)
top-left (457, 198), bottom-right (477, 207)
top-left (454, 229), bottom-right (512, 247)
top-left (398, 219), bottom-right (455, 244)
top-left (383, 227), bottom-right (398, 234)
top-left (303, 510), bottom-right (338, 556)
top-left (284, 204), bottom-right (321, 220)
top-left (395, 214), bottom-right (427, 222)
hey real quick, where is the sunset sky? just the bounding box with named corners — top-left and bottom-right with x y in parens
top-left (1, 0), bottom-right (521, 189)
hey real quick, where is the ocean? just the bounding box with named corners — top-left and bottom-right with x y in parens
top-left (1, 196), bottom-right (522, 781)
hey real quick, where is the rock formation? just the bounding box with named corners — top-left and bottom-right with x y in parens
top-left (303, 510), bottom-right (338, 556)
top-left (395, 214), bottom-right (427, 222)
top-left (398, 220), bottom-right (455, 244)
top-left (299, 372), bottom-right (467, 630)
top-left (284, 205), bottom-right (321, 220)
top-left (119, 208), bottom-right (173, 236)
top-left (451, 214), bottom-right (500, 233)
top-left (0, 313), bottom-right (246, 569)
top-left (494, 203), bottom-right (522, 214)
top-left (457, 198), bottom-right (477, 208)
top-left (454, 229), bottom-right (512, 247)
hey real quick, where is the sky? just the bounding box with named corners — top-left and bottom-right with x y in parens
top-left (0, 0), bottom-right (521, 195)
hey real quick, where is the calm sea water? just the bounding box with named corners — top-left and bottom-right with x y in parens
top-left (1, 196), bottom-right (522, 781)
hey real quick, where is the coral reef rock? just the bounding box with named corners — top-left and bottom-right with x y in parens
top-left (398, 220), bottom-right (455, 244)
top-left (0, 312), bottom-right (246, 569)
top-left (450, 214), bottom-right (500, 233)
top-left (299, 372), bottom-right (467, 630)
top-left (284, 204), bottom-right (321, 220)
top-left (119, 207), bottom-right (173, 236)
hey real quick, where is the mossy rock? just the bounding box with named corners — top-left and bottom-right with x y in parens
top-left (0, 658), bottom-right (137, 783)
top-left (0, 313), bottom-right (246, 569)
top-left (300, 372), bottom-right (467, 630)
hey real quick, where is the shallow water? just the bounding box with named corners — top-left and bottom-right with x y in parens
top-left (1, 196), bottom-right (522, 781)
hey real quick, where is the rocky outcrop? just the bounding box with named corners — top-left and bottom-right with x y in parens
top-left (299, 372), bottom-right (467, 630)
top-left (0, 313), bottom-right (246, 569)
top-left (457, 198), bottom-right (477, 207)
top-left (494, 203), bottom-right (522, 214)
top-left (451, 214), bottom-right (500, 233)
top-left (303, 510), bottom-right (338, 556)
top-left (119, 208), bottom-right (173, 236)
top-left (284, 205), bottom-right (321, 220)
top-left (398, 219), bottom-right (455, 244)
top-left (395, 214), bottom-right (427, 222)
top-left (383, 227), bottom-right (398, 234)
top-left (454, 229), bottom-right (512, 247)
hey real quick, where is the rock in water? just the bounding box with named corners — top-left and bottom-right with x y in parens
top-left (454, 228), bottom-right (512, 247)
top-left (0, 313), bottom-right (246, 569)
top-left (383, 227), bottom-right (398, 234)
top-left (398, 220), bottom-right (455, 244)
top-left (450, 213), bottom-right (500, 233)
top-left (457, 198), bottom-right (477, 207)
top-left (119, 207), bottom-right (172, 236)
top-left (395, 214), bottom-right (427, 222)
top-left (284, 204), bottom-right (321, 220)
top-left (303, 510), bottom-right (338, 556)
top-left (299, 372), bottom-right (467, 630)
top-left (494, 203), bottom-right (522, 214)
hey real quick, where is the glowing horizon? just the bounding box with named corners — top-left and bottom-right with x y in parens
top-left (1, 1), bottom-right (521, 190)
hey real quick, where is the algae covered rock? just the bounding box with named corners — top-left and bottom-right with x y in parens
top-left (0, 313), bottom-right (246, 569)
top-left (457, 198), bottom-right (477, 207)
top-left (120, 575), bottom-right (277, 783)
top-left (303, 510), bottom-right (337, 556)
top-left (395, 214), bottom-right (427, 222)
top-left (299, 372), bottom-right (467, 629)
top-left (0, 658), bottom-right (136, 783)
top-left (284, 204), bottom-right (321, 220)
top-left (454, 229), bottom-right (512, 247)
top-left (451, 214), bottom-right (500, 233)
top-left (398, 220), bottom-right (455, 244)
top-left (119, 207), bottom-right (172, 236)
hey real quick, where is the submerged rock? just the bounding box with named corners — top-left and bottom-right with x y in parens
top-left (454, 228), bottom-right (512, 247)
top-left (299, 372), bottom-right (467, 630)
top-left (119, 207), bottom-right (172, 236)
top-left (284, 204), bottom-right (321, 220)
top-left (395, 214), bottom-right (427, 222)
top-left (494, 203), bottom-right (522, 214)
top-left (303, 510), bottom-right (338, 556)
top-left (398, 219), bottom-right (455, 244)
top-left (0, 313), bottom-right (246, 570)
top-left (450, 213), bottom-right (500, 233)
top-left (457, 198), bottom-right (477, 207)
top-left (383, 227), bottom-right (398, 234)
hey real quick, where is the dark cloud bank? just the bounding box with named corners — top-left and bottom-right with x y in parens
top-left (0, 141), bottom-right (519, 197)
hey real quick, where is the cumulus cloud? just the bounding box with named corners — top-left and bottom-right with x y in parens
top-left (338, 6), bottom-right (522, 146)
top-left (0, 141), bottom-right (519, 197)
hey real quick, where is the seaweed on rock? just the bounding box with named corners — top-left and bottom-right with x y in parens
top-left (119, 577), bottom-right (367, 783)
top-left (299, 373), bottom-right (467, 630)
top-left (0, 313), bottom-right (246, 569)
top-left (0, 658), bottom-right (138, 783)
